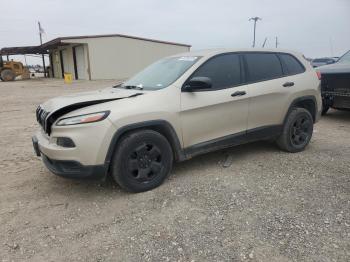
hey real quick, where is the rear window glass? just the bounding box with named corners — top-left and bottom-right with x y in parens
top-left (279, 54), bottom-right (305, 75)
top-left (245, 53), bottom-right (283, 82)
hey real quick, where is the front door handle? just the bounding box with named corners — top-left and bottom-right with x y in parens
top-left (283, 81), bottom-right (294, 87)
top-left (231, 91), bottom-right (246, 97)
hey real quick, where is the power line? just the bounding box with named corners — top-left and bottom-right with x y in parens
top-left (262, 37), bottom-right (267, 48)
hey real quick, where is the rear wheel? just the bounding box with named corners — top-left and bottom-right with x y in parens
top-left (0, 69), bottom-right (16, 81)
top-left (111, 130), bottom-right (173, 192)
top-left (277, 108), bottom-right (313, 153)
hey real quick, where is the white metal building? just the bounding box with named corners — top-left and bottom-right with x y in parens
top-left (42, 34), bottom-right (191, 80)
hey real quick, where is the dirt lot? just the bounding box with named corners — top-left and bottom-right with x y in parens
top-left (0, 79), bottom-right (349, 262)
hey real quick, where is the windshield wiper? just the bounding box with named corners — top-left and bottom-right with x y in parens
top-left (123, 85), bottom-right (144, 90)
top-left (112, 83), bottom-right (122, 88)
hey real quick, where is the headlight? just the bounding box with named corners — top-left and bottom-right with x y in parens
top-left (56, 111), bottom-right (110, 126)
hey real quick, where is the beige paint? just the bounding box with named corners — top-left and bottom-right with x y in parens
top-left (36, 48), bottom-right (322, 166)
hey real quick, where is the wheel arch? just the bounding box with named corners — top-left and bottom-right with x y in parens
top-left (285, 96), bottom-right (318, 123)
top-left (104, 120), bottom-right (185, 173)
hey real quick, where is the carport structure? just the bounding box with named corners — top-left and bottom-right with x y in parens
top-left (0, 46), bottom-right (47, 57)
top-left (0, 45), bottom-right (48, 76)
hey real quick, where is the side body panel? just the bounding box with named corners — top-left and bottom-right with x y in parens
top-left (247, 53), bottom-right (321, 129)
top-left (180, 88), bottom-right (249, 147)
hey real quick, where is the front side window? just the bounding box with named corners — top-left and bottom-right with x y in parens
top-left (245, 53), bottom-right (283, 82)
top-left (121, 56), bottom-right (201, 90)
top-left (190, 54), bottom-right (241, 89)
top-left (279, 54), bottom-right (305, 75)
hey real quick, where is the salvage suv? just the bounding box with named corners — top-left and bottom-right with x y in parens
top-left (33, 49), bottom-right (322, 192)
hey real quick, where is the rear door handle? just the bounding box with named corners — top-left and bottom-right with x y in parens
top-left (283, 82), bottom-right (294, 87)
top-left (231, 91), bottom-right (246, 97)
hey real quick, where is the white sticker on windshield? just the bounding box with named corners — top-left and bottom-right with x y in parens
top-left (178, 56), bottom-right (198, 61)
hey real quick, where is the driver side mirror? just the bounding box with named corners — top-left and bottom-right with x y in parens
top-left (183, 77), bottom-right (212, 91)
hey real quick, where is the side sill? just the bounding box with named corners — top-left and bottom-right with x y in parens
top-left (183, 125), bottom-right (282, 159)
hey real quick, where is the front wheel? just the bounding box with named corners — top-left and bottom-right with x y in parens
top-left (276, 108), bottom-right (314, 153)
top-left (0, 69), bottom-right (16, 81)
top-left (111, 130), bottom-right (173, 192)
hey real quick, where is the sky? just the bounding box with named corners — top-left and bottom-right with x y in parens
top-left (1, 0), bottom-right (349, 65)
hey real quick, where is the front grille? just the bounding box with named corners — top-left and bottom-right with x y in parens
top-left (36, 105), bottom-right (50, 133)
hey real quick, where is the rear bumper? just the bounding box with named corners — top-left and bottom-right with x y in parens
top-left (32, 135), bottom-right (107, 180)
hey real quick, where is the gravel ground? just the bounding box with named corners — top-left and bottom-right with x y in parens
top-left (0, 79), bottom-right (349, 262)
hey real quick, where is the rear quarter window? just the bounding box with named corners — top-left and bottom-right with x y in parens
top-left (279, 54), bottom-right (305, 75)
top-left (244, 53), bottom-right (283, 83)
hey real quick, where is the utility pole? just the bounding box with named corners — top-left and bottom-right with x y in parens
top-left (249, 17), bottom-right (262, 48)
top-left (329, 37), bottom-right (334, 57)
top-left (38, 22), bottom-right (46, 77)
top-left (275, 36), bottom-right (279, 48)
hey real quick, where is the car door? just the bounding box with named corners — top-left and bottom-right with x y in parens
top-left (243, 52), bottom-right (292, 131)
top-left (180, 53), bottom-right (249, 148)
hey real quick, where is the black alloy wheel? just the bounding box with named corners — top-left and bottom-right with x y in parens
top-left (289, 115), bottom-right (312, 147)
top-left (127, 143), bottom-right (163, 183)
top-left (111, 130), bottom-right (173, 192)
top-left (276, 107), bottom-right (314, 153)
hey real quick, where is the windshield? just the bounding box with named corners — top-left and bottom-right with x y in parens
top-left (338, 50), bottom-right (350, 63)
top-left (121, 56), bottom-right (201, 90)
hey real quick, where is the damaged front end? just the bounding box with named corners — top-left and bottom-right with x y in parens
top-left (36, 92), bottom-right (143, 135)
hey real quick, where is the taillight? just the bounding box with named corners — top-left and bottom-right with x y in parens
top-left (316, 71), bottom-right (322, 80)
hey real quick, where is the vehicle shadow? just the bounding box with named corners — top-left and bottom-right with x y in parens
top-left (172, 140), bottom-right (278, 178)
top-left (46, 140), bottom-right (278, 197)
top-left (322, 109), bottom-right (350, 122)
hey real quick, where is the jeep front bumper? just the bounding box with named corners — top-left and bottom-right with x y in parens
top-left (32, 119), bottom-right (116, 179)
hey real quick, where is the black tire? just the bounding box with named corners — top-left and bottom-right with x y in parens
top-left (0, 69), bottom-right (15, 81)
top-left (276, 108), bottom-right (313, 153)
top-left (111, 130), bottom-right (173, 192)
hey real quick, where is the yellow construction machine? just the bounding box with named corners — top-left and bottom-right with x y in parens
top-left (0, 56), bottom-right (29, 81)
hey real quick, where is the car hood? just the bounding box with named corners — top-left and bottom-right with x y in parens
top-left (41, 87), bottom-right (144, 113)
top-left (317, 62), bottom-right (350, 74)
top-left (38, 87), bottom-right (145, 134)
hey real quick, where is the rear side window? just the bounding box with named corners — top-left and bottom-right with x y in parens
top-left (244, 53), bottom-right (283, 82)
top-left (191, 54), bottom-right (241, 89)
top-left (279, 54), bottom-right (305, 75)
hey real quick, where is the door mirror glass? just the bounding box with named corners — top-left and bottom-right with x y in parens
top-left (184, 77), bottom-right (212, 91)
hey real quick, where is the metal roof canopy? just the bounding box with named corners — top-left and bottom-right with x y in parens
top-left (0, 45), bottom-right (48, 56)
top-left (0, 33), bottom-right (191, 56)
top-left (41, 33), bottom-right (191, 48)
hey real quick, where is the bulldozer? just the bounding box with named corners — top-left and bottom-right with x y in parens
top-left (0, 56), bottom-right (30, 81)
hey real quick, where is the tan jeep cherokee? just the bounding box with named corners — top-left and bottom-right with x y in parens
top-left (33, 49), bottom-right (322, 192)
